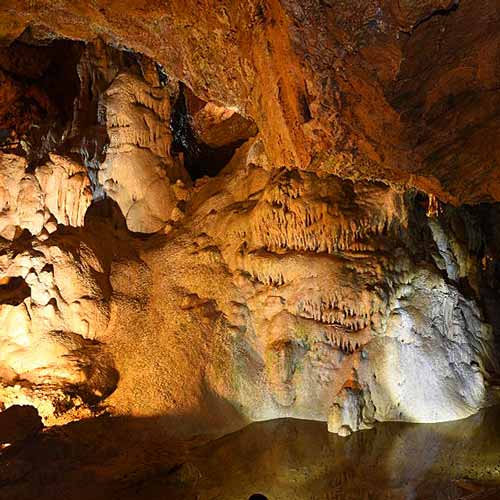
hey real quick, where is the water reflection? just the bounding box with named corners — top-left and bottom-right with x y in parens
top-left (1, 407), bottom-right (500, 499)
top-left (180, 406), bottom-right (500, 500)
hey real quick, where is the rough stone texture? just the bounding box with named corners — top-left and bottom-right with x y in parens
top-left (0, 0), bottom-right (498, 203)
top-left (0, 153), bottom-right (92, 240)
top-left (99, 158), bottom-right (496, 437)
top-left (185, 87), bottom-right (258, 149)
top-left (327, 384), bottom-right (375, 436)
top-left (99, 72), bottom-right (190, 233)
top-left (0, 7), bottom-right (498, 441)
top-left (0, 219), bottom-right (118, 424)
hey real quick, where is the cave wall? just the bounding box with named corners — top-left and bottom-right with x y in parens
top-left (0, 1), bottom-right (499, 437)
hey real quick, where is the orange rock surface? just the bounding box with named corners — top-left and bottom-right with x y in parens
top-left (0, 0), bottom-right (497, 203)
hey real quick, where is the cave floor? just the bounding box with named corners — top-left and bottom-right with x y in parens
top-left (1, 406), bottom-right (500, 500)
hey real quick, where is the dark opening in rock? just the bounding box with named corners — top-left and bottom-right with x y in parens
top-left (249, 494), bottom-right (268, 500)
top-left (0, 35), bottom-right (84, 167)
top-left (0, 276), bottom-right (31, 305)
top-left (171, 83), bottom-right (257, 180)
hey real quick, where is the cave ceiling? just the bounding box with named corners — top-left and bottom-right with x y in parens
top-left (0, 0), bottom-right (499, 203)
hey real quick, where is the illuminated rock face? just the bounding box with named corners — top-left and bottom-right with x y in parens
top-left (0, 33), bottom-right (498, 437)
top-left (103, 163), bottom-right (495, 436)
top-left (0, 153), bottom-right (92, 240)
top-left (99, 72), bottom-right (190, 233)
top-left (212, 169), bottom-right (493, 428)
top-left (0, 136), bottom-right (495, 434)
top-left (0, 225), bottom-right (117, 423)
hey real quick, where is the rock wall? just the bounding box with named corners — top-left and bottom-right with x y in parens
top-left (0, 153), bottom-right (92, 240)
top-left (104, 161), bottom-right (496, 436)
top-left (0, 24), bottom-right (498, 437)
top-left (1, 0), bottom-right (499, 203)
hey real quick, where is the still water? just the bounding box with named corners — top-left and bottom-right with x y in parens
top-left (1, 406), bottom-right (500, 499)
top-left (176, 407), bottom-right (500, 500)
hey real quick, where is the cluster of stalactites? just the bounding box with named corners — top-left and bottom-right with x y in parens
top-left (248, 175), bottom-right (406, 255)
top-left (297, 296), bottom-right (371, 332)
top-left (318, 329), bottom-right (363, 354)
top-left (105, 72), bottom-right (173, 160)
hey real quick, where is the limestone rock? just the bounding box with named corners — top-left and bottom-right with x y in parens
top-left (0, 230), bottom-right (116, 424)
top-left (99, 72), bottom-right (189, 233)
top-left (4, 0), bottom-right (500, 203)
top-left (102, 159), bottom-right (497, 436)
top-left (327, 385), bottom-right (375, 436)
top-left (36, 154), bottom-right (93, 228)
top-left (0, 153), bottom-right (92, 240)
top-left (0, 28), bottom-right (498, 440)
top-left (184, 87), bottom-right (257, 149)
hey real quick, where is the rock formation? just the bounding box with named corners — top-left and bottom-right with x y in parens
top-left (0, 1), bottom-right (499, 447)
top-left (0, 153), bottom-right (91, 240)
top-left (99, 71), bottom-right (189, 233)
top-left (101, 161), bottom-right (495, 436)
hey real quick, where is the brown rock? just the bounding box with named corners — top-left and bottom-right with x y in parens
top-left (0, 405), bottom-right (42, 445)
top-left (1, 0), bottom-right (497, 203)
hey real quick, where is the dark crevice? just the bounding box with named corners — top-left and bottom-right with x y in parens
top-left (411, 1), bottom-right (459, 33)
top-left (298, 91), bottom-right (312, 123)
top-left (0, 276), bottom-right (31, 305)
top-left (84, 197), bottom-right (128, 232)
top-left (0, 37), bottom-right (85, 169)
top-left (170, 83), bottom-right (253, 180)
top-left (156, 62), bottom-right (169, 87)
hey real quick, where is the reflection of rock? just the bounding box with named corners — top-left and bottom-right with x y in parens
top-left (179, 409), bottom-right (500, 500)
top-left (2, 405), bottom-right (500, 499)
top-left (0, 153), bottom-right (92, 240)
top-left (99, 72), bottom-right (189, 233)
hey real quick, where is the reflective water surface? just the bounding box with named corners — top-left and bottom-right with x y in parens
top-left (1, 406), bottom-right (500, 499)
top-left (179, 407), bottom-right (500, 500)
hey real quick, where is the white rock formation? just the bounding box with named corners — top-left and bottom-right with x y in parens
top-left (0, 233), bottom-right (115, 423)
top-left (327, 386), bottom-right (375, 436)
top-left (102, 163), bottom-right (497, 436)
top-left (0, 153), bottom-right (92, 240)
top-left (99, 72), bottom-right (189, 233)
top-left (358, 270), bottom-right (493, 424)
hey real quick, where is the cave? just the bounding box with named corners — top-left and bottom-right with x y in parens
top-left (0, 1), bottom-right (500, 499)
